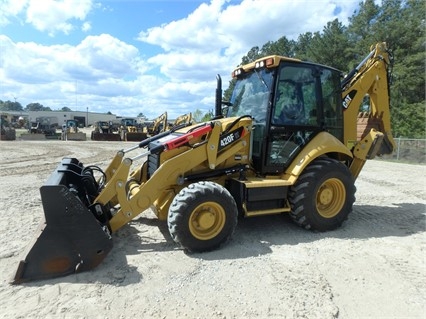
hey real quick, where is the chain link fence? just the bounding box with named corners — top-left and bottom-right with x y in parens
top-left (380, 138), bottom-right (426, 164)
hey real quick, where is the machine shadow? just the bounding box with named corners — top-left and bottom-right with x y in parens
top-left (92, 201), bottom-right (426, 270)
top-left (192, 202), bottom-right (426, 261)
top-left (21, 216), bottom-right (175, 287)
top-left (22, 202), bottom-right (424, 286)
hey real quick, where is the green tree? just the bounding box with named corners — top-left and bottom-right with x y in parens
top-left (240, 37), bottom-right (296, 65)
top-left (61, 106), bottom-right (72, 111)
top-left (295, 32), bottom-right (314, 60)
top-left (25, 102), bottom-right (51, 111)
top-left (192, 109), bottom-right (214, 122)
top-left (0, 100), bottom-right (23, 111)
top-left (192, 109), bottom-right (204, 122)
top-left (137, 112), bottom-right (147, 119)
top-left (241, 46), bottom-right (261, 65)
top-left (304, 19), bottom-right (351, 70)
top-left (392, 102), bottom-right (425, 138)
top-left (201, 110), bottom-right (214, 122)
top-left (260, 36), bottom-right (296, 57)
top-left (346, 0), bottom-right (380, 54)
top-left (223, 78), bottom-right (236, 104)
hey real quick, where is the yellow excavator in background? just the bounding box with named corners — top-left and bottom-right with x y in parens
top-left (169, 112), bottom-right (193, 130)
top-left (145, 111), bottom-right (168, 136)
top-left (13, 43), bottom-right (395, 284)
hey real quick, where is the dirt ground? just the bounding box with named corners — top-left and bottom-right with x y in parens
top-left (0, 138), bottom-right (424, 319)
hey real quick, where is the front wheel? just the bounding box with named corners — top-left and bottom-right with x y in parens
top-left (289, 157), bottom-right (356, 231)
top-left (168, 181), bottom-right (238, 252)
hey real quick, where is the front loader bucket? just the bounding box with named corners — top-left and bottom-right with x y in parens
top-left (91, 132), bottom-right (121, 141)
top-left (12, 159), bottom-right (113, 284)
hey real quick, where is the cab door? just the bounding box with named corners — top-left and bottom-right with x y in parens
top-left (259, 62), bottom-right (343, 174)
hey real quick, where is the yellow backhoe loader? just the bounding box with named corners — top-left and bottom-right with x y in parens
top-left (13, 42), bottom-right (395, 284)
top-left (91, 121), bottom-right (121, 141)
top-left (119, 118), bottom-right (147, 142)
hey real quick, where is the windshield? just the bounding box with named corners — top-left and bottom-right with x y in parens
top-left (227, 69), bottom-right (273, 123)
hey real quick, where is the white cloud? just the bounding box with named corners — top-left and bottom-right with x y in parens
top-left (75, 34), bottom-right (142, 78)
top-left (147, 51), bottom-right (231, 82)
top-left (0, 0), bottom-right (365, 119)
top-left (82, 21), bottom-right (91, 32)
top-left (0, 34), bottom-right (156, 114)
top-left (139, 0), bottom-right (360, 55)
top-left (139, 0), bottom-right (227, 53)
top-left (0, 0), bottom-right (93, 35)
top-left (26, 0), bottom-right (93, 35)
top-left (0, 0), bottom-right (27, 26)
top-left (138, 0), bottom-right (361, 89)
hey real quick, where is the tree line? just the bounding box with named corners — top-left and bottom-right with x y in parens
top-left (0, 101), bottom-right (73, 112)
top-left (224, 0), bottom-right (425, 139)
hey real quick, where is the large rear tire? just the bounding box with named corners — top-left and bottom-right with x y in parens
top-left (289, 157), bottom-right (356, 231)
top-left (168, 181), bottom-right (238, 252)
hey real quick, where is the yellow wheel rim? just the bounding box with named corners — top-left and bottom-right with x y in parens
top-left (316, 178), bottom-right (346, 218)
top-left (189, 201), bottom-right (226, 240)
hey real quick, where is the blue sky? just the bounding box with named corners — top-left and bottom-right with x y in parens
top-left (0, 0), bottom-right (363, 119)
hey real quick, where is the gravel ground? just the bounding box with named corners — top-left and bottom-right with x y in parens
top-left (0, 139), bottom-right (425, 319)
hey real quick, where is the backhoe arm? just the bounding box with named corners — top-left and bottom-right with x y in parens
top-left (151, 112), bottom-right (168, 134)
top-left (341, 42), bottom-right (396, 178)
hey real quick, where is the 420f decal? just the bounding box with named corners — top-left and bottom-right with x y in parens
top-left (218, 127), bottom-right (244, 151)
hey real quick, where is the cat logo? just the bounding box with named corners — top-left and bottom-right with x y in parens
top-left (343, 90), bottom-right (357, 109)
top-left (343, 95), bottom-right (352, 109)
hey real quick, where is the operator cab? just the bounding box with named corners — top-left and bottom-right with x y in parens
top-left (227, 56), bottom-right (343, 174)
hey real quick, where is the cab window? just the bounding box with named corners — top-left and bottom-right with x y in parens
top-left (272, 66), bottom-right (317, 126)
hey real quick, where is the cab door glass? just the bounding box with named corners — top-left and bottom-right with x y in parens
top-left (266, 65), bottom-right (319, 171)
top-left (321, 69), bottom-right (343, 140)
top-left (272, 66), bottom-right (317, 126)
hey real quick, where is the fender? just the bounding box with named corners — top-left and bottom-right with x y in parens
top-left (283, 131), bottom-right (353, 180)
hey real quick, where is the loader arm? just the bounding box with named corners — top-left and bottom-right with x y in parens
top-left (341, 42), bottom-right (396, 178)
top-left (12, 118), bottom-right (251, 283)
top-left (95, 118), bottom-right (251, 231)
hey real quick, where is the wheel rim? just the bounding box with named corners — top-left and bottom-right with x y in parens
top-left (189, 201), bottom-right (226, 240)
top-left (316, 178), bottom-right (346, 218)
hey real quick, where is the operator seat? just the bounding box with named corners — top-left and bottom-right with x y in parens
top-left (277, 101), bottom-right (304, 125)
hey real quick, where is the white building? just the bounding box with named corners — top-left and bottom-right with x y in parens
top-left (27, 110), bottom-right (130, 127)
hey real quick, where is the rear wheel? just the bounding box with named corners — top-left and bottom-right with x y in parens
top-left (289, 157), bottom-right (356, 231)
top-left (168, 181), bottom-right (238, 252)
